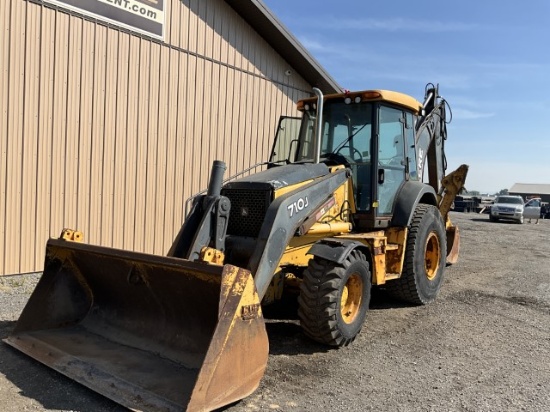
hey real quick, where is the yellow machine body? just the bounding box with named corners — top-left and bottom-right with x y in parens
top-left (6, 85), bottom-right (468, 412)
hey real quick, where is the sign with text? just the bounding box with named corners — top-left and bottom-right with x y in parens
top-left (44, 0), bottom-right (165, 39)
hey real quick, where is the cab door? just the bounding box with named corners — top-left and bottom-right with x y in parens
top-left (376, 106), bottom-right (406, 216)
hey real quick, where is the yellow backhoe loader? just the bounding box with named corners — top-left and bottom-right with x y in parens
top-left (5, 83), bottom-right (468, 411)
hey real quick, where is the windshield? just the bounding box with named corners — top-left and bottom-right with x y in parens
top-left (495, 196), bottom-right (523, 205)
top-left (296, 100), bottom-right (373, 162)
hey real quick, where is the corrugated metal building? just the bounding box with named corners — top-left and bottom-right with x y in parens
top-left (509, 183), bottom-right (550, 203)
top-left (0, 0), bottom-right (340, 276)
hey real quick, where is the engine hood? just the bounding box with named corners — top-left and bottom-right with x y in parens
top-left (223, 163), bottom-right (330, 191)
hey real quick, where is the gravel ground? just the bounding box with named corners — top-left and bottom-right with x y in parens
top-left (1, 212), bottom-right (549, 411)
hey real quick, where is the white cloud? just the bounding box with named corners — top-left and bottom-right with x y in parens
top-left (323, 17), bottom-right (481, 33)
top-left (450, 108), bottom-right (495, 120)
top-left (298, 37), bottom-right (327, 53)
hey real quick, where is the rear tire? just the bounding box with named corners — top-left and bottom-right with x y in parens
top-left (387, 204), bottom-right (446, 305)
top-left (298, 250), bottom-right (371, 346)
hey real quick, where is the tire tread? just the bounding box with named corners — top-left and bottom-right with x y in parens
top-left (298, 250), bottom-right (370, 346)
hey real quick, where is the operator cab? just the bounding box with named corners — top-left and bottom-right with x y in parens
top-left (270, 90), bottom-right (423, 229)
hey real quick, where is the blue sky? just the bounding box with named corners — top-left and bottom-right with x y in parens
top-left (262, 0), bottom-right (550, 194)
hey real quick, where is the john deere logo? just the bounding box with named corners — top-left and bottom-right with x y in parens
top-left (241, 207), bottom-right (249, 217)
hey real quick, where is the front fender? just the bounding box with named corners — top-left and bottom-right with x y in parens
top-left (308, 238), bottom-right (369, 265)
top-left (392, 181), bottom-right (437, 227)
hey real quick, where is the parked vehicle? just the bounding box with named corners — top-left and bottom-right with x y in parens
top-left (490, 195), bottom-right (525, 223)
top-left (453, 195), bottom-right (481, 213)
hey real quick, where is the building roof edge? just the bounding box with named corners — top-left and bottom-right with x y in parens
top-left (224, 0), bottom-right (342, 94)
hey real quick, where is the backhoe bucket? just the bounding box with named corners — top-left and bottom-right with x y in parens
top-left (4, 239), bottom-right (269, 412)
top-left (446, 225), bottom-right (461, 265)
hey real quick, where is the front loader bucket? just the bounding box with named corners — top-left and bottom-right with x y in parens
top-left (4, 239), bottom-right (269, 412)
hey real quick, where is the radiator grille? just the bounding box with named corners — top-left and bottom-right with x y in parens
top-left (222, 189), bottom-right (272, 237)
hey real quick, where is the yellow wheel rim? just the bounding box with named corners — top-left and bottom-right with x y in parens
top-left (340, 273), bottom-right (363, 324)
top-left (425, 232), bottom-right (441, 280)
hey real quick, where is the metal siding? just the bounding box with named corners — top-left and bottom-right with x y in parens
top-left (49, 10), bottom-right (69, 249)
top-left (1, 0), bottom-right (313, 275)
top-left (144, 42), bottom-right (160, 253)
top-left (167, 0), bottom-right (180, 48)
top-left (134, 39), bottom-right (150, 252)
top-left (5, 0), bottom-right (26, 274)
top-left (163, 48), bottom-right (180, 253)
top-left (233, 70), bottom-right (245, 174)
top-left (243, 66), bottom-right (254, 169)
top-left (257, 73), bottom-right (269, 161)
top-left (197, 0), bottom-right (211, 187)
top-left (88, 23), bottom-right (106, 246)
top-left (0, 0), bottom-right (9, 274)
top-left (217, 8), bottom-right (229, 171)
top-left (188, 0), bottom-right (199, 55)
top-left (20, 2), bottom-right (40, 273)
top-left (154, 47), bottom-right (173, 251)
top-left (184, 54), bottom-right (198, 201)
top-left (210, 4), bottom-right (223, 163)
top-left (200, 59), bottom-right (213, 186)
top-left (76, 19), bottom-right (95, 245)
top-left (251, 75), bottom-right (262, 164)
top-left (225, 67), bottom-right (238, 177)
top-left (34, 5), bottom-right (55, 268)
top-left (203, 0), bottom-right (213, 61)
top-left (172, 51), bottom-right (188, 234)
top-left (113, 32), bottom-right (130, 249)
top-left (180, 0), bottom-right (190, 51)
top-left (224, 3), bottom-right (235, 68)
top-left (198, 2), bottom-right (211, 178)
top-left (214, 69), bottom-right (227, 164)
top-left (155, 45), bottom-right (170, 253)
top-left (122, 35), bottom-right (140, 251)
top-left (222, 12), bottom-right (237, 176)
top-left (100, 28), bottom-right (118, 248)
top-left (64, 14), bottom-right (82, 238)
top-left (220, 65), bottom-right (233, 174)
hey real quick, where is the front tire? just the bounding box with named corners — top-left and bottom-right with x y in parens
top-left (387, 204), bottom-right (446, 305)
top-left (298, 250), bottom-right (371, 346)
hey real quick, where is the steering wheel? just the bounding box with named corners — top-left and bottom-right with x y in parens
top-left (336, 145), bottom-right (363, 162)
top-left (322, 152), bottom-right (351, 167)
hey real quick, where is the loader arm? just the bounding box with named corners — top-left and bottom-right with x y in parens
top-left (168, 161), bottom-right (230, 261)
top-left (249, 168), bottom-right (350, 299)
